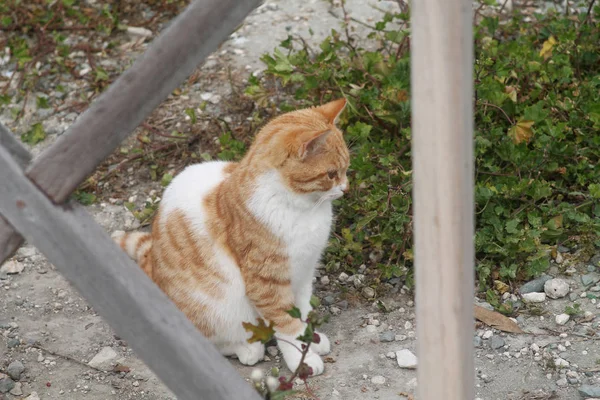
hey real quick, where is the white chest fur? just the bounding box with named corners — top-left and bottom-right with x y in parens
top-left (247, 170), bottom-right (333, 289)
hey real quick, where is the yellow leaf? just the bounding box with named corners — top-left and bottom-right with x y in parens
top-left (505, 86), bottom-right (517, 103)
top-left (539, 35), bottom-right (557, 60)
top-left (508, 120), bottom-right (535, 144)
top-left (551, 215), bottom-right (563, 229)
top-left (494, 280), bottom-right (510, 295)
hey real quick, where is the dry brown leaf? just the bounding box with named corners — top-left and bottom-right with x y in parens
top-left (508, 120), bottom-right (535, 144)
top-left (474, 305), bottom-right (524, 334)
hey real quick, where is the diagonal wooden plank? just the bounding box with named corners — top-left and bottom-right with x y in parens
top-left (27, 0), bottom-right (261, 203)
top-left (0, 0), bottom-right (261, 264)
top-left (0, 145), bottom-right (262, 400)
top-left (0, 123), bottom-right (30, 261)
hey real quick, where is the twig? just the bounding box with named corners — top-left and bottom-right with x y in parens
top-left (479, 101), bottom-right (514, 125)
top-left (32, 344), bottom-right (105, 373)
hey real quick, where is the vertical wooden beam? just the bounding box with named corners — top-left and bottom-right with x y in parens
top-left (411, 0), bottom-right (475, 399)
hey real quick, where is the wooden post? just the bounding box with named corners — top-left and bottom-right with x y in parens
top-left (411, 0), bottom-right (475, 399)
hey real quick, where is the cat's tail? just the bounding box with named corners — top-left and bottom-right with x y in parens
top-left (111, 230), bottom-right (153, 276)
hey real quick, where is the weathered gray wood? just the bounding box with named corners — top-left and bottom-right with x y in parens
top-left (0, 0), bottom-right (261, 265)
top-left (0, 123), bottom-right (30, 262)
top-left (411, 0), bottom-right (475, 399)
top-left (0, 146), bottom-right (262, 400)
top-left (0, 219), bottom-right (24, 263)
top-left (27, 0), bottom-right (261, 203)
top-left (0, 123), bottom-right (32, 168)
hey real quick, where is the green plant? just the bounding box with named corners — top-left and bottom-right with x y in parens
top-left (247, 2), bottom-right (600, 292)
top-left (244, 301), bottom-right (328, 399)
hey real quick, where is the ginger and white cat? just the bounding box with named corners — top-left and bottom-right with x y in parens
top-left (113, 98), bottom-right (350, 376)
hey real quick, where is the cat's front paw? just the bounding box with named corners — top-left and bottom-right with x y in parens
top-left (235, 341), bottom-right (265, 366)
top-left (310, 331), bottom-right (331, 355)
top-left (277, 336), bottom-right (325, 376)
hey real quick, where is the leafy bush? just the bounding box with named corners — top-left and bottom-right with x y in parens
top-left (247, 3), bottom-right (600, 290)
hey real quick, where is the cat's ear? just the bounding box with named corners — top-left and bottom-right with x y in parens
top-left (298, 129), bottom-right (331, 159)
top-left (317, 98), bottom-right (347, 125)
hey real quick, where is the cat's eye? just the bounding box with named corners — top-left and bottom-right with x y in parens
top-left (327, 170), bottom-right (338, 179)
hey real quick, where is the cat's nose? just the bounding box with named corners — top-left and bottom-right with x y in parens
top-left (341, 181), bottom-right (349, 194)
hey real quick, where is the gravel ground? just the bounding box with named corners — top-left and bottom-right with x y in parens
top-left (1, 1), bottom-right (599, 399)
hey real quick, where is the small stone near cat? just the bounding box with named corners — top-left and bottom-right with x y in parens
top-left (522, 292), bottom-right (546, 303)
top-left (6, 360), bottom-right (25, 380)
top-left (544, 278), bottom-right (569, 299)
top-left (490, 336), bottom-right (505, 350)
top-left (88, 347), bottom-right (118, 370)
top-left (379, 331), bottom-right (395, 342)
top-left (362, 287), bottom-right (375, 298)
top-left (267, 346), bottom-right (278, 357)
top-left (555, 314), bottom-right (570, 326)
top-left (396, 349), bottom-right (417, 369)
top-left (0, 261), bottom-right (24, 275)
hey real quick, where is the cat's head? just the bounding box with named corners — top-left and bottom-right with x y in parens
top-left (249, 99), bottom-right (350, 202)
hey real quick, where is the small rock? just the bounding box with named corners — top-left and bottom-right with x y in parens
top-left (371, 375), bottom-right (386, 385)
top-left (473, 336), bottom-right (483, 348)
top-left (522, 292), bottom-right (546, 303)
top-left (366, 325), bottom-right (378, 333)
top-left (519, 274), bottom-right (552, 294)
top-left (26, 393), bottom-right (40, 400)
top-left (556, 377), bottom-right (568, 387)
top-left (323, 295), bottom-right (335, 305)
top-left (0, 377), bottom-right (15, 394)
top-left (7, 338), bottom-right (19, 348)
top-left (379, 331), bottom-right (395, 342)
top-left (544, 278), bottom-right (569, 299)
top-left (330, 306), bottom-right (341, 315)
top-left (0, 261), bottom-right (24, 275)
top-left (9, 382), bottom-right (22, 396)
top-left (396, 349), bottom-right (418, 369)
top-left (362, 287), bottom-right (375, 298)
top-left (126, 26), bottom-right (153, 38)
top-left (555, 314), bottom-right (570, 326)
top-left (6, 361), bottom-right (25, 380)
top-left (582, 273), bottom-right (600, 286)
top-left (490, 336), bottom-right (505, 350)
top-left (579, 385), bottom-right (600, 397)
top-left (482, 330), bottom-right (493, 340)
top-left (554, 357), bottom-right (570, 368)
top-left (386, 351), bottom-right (396, 359)
top-left (395, 334), bottom-right (407, 341)
top-left (267, 346), bottom-right (278, 357)
top-left (337, 300), bottom-right (348, 310)
top-left (338, 272), bottom-right (349, 282)
top-left (320, 276), bottom-right (330, 285)
top-left (88, 347), bottom-right (118, 370)
top-left (404, 321), bottom-right (413, 330)
top-left (555, 252), bottom-right (564, 264)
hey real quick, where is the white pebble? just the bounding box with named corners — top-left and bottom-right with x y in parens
top-left (544, 278), bottom-right (569, 299)
top-left (396, 349), bottom-right (418, 369)
top-left (482, 330), bottom-right (493, 340)
top-left (555, 314), bottom-right (570, 325)
top-left (522, 292), bottom-right (546, 303)
top-left (371, 375), bottom-right (386, 385)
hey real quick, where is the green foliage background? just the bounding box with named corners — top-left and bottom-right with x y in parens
top-left (247, 4), bottom-right (600, 290)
